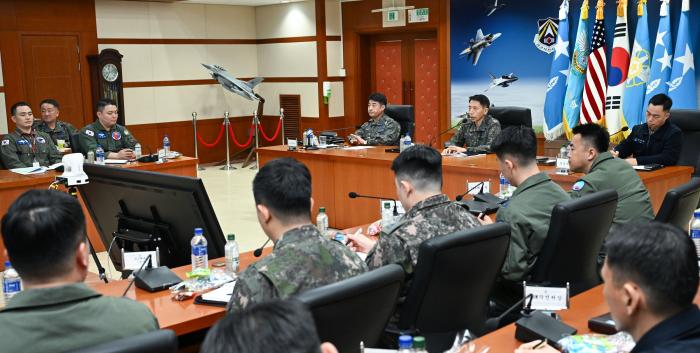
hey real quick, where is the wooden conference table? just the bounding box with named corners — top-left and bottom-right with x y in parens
top-left (258, 145), bottom-right (693, 229)
top-left (0, 156), bottom-right (198, 269)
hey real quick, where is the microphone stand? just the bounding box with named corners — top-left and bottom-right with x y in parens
top-left (429, 118), bottom-right (466, 148)
top-left (348, 192), bottom-right (399, 216)
top-left (455, 181), bottom-right (485, 201)
top-left (122, 254), bottom-right (152, 297)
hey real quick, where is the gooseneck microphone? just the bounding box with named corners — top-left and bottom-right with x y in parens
top-left (428, 118), bottom-right (467, 148)
top-left (609, 126), bottom-right (629, 138)
top-left (253, 238), bottom-right (271, 257)
top-left (348, 192), bottom-right (399, 216)
top-left (455, 181), bottom-right (485, 201)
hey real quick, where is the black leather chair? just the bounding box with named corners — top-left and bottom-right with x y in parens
top-left (397, 223), bottom-right (510, 352)
top-left (69, 133), bottom-right (84, 156)
top-left (68, 330), bottom-right (177, 353)
top-left (385, 104), bottom-right (415, 138)
top-left (529, 190), bottom-right (618, 296)
top-left (488, 106), bottom-right (533, 130)
top-left (670, 109), bottom-right (700, 176)
top-left (296, 264), bottom-right (405, 353)
top-left (655, 178), bottom-right (700, 231)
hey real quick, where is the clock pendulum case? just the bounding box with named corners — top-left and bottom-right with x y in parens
top-left (88, 49), bottom-right (126, 126)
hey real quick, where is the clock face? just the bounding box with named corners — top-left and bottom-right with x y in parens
top-left (102, 63), bottom-right (119, 82)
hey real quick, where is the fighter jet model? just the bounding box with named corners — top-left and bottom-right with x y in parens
top-left (459, 29), bottom-right (502, 66)
top-left (202, 64), bottom-right (263, 101)
top-left (485, 0), bottom-right (506, 16)
top-left (486, 73), bottom-right (518, 91)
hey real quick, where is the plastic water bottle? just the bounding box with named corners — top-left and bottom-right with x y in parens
top-left (190, 228), bottom-right (209, 271)
top-left (499, 172), bottom-right (510, 196)
top-left (398, 335), bottom-right (413, 353)
top-left (690, 211), bottom-right (700, 259)
top-left (556, 144), bottom-right (570, 175)
top-left (413, 336), bottom-right (427, 353)
top-left (3, 261), bottom-right (22, 302)
top-left (134, 143), bottom-right (142, 159)
top-left (95, 145), bottom-right (105, 165)
top-left (400, 133), bottom-right (412, 152)
top-left (225, 234), bottom-right (240, 275)
top-left (163, 135), bottom-right (170, 157)
top-left (316, 207), bottom-right (328, 235)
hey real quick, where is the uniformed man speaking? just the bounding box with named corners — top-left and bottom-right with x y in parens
top-left (348, 92), bottom-right (401, 146)
top-left (1, 101), bottom-right (62, 169)
top-left (78, 99), bottom-right (138, 160)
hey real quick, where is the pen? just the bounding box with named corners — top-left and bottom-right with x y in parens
top-left (346, 228), bottom-right (362, 245)
top-left (533, 339), bottom-right (547, 349)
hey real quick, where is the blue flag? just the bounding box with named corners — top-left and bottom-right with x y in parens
top-left (621, 0), bottom-right (650, 133)
top-left (543, 0), bottom-right (570, 141)
top-left (562, 0), bottom-right (590, 139)
top-left (667, 0), bottom-right (697, 109)
top-left (644, 0), bottom-right (672, 107)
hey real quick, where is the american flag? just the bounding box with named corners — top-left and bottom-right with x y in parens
top-left (580, 7), bottom-right (607, 125)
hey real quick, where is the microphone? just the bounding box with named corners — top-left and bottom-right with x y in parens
top-left (349, 192), bottom-right (399, 216)
top-left (428, 118), bottom-right (467, 148)
top-left (122, 254), bottom-right (152, 297)
top-left (609, 126), bottom-right (629, 138)
top-left (253, 238), bottom-right (271, 257)
top-left (455, 181), bottom-right (485, 201)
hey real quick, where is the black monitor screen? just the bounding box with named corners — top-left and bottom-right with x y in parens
top-left (79, 164), bottom-right (225, 270)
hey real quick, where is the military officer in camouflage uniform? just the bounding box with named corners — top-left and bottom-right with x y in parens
top-left (479, 127), bottom-right (569, 311)
top-left (1, 102), bottom-right (62, 169)
top-left (349, 92), bottom-right (401, 146)
top-left (78, 98), bottom-right (138, 160)
top-left (227, 158), bottom-right (367, 312)
top-left (569, 124), bottom-right (654, 227)
top-left (443, 94), bottom-right (500, 155)
top-left (34, 99), bottom-right (78, 148)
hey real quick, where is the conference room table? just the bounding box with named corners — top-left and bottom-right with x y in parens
top-left (0, 156), bottom-right (198, 269)
top-left (258, 145), bottom-right (694, 229)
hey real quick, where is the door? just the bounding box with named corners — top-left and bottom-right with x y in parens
top-left (21, 34), bottom-right (85, 128)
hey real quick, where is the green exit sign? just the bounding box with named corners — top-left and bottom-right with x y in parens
top-left (408, 8), bottom-right (429, 23)
top-left (386, 10), bottom-right (399, 22)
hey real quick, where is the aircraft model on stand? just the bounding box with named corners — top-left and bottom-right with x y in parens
top-left (202, 64), bottom-right (263, 101)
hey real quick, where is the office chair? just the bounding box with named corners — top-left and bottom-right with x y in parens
top-left (670, 110), bottom-right (700, 176)
top-left (655, 178), bottom-right (700, 232)
top-left (69, 133), bottom-right (84, 156)
top-left (397, 223), bottom-right (510, 352)
top-left (67, 330), bottom-right (177, 353)
top-left (488, 106), bottom-right (533, 130)
top-left (529, 190), bottom-right (618, 296)
top-left (296, 264), bottom-right (405, 353)
top-left (385, 104), bottom-right (415, 139)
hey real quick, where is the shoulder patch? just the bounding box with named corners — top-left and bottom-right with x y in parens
top-left (1, 139), bottom-right (9, 146)
top-left (124, 129), bottom-right (130, 135)
top-left (572, 180), bottom-right (585, 191)
top-left (84, 130), bottom-right (94, 137)
top-left (36, 136), bottom-right (46, 144)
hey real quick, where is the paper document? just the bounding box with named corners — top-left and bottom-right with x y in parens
top-left (10, 166), bottom-right (47, 175)
top-left (344, 146), bottom-right (374, 150)
top-left (105, 159), bottom-right (129, 165)
top-left (201, 281), bottom-right (236, 303)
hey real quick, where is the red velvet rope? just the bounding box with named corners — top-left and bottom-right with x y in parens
top-left (258, 118), bottom-right (283, 142)
top-left (228, 123), bottom-right (255, 148)
top-left (196, 124), bottom-right (225, 148)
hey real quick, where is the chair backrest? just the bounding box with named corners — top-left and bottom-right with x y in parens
top-left (398, 223), bottom-right (510, 339)
top-left (670, 110), bottom-right (700, 175)
top-left (69, 133), bottom-right (84, 156)
top-left (654, 178), bottom-right (700, 231)
top-left (530, 190), bottom-right (618, 295)
top-left (296, 264), bottom-right (404, 353)
top-left (68, 330), bottom-right (177, 353)
top-left (385, 104), bottom-right (415, 138)
top-left (488, 106), bottom-right (533, 130)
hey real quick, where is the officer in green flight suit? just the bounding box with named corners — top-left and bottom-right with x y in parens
top-left (78, 98), bottom-right (138, 160)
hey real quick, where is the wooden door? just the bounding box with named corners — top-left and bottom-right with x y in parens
top-left (413, 38), bottom-right (439, 144)
top-left (21, 34), bottom-right (85, 128)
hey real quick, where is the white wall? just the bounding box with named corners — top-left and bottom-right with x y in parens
top-left (0, 51), bottom-right (6, 134)
top-left (255, 1), bottom-right (315, 39)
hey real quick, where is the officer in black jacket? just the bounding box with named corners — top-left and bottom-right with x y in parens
top-left (613, 93), bottom-right (682, 166)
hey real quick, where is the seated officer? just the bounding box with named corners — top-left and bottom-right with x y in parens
top-left (79, 98), bottom-right (138, 160)
top-left (569, 123), bottom-right (653, 227)
top-left (443, 94), bottom-right (501, 155)
top-left (348, 92), bottom-right (401, 146)
top-left (347, 144), bottom-right (481, 326)
top-left (0, 190), bottom-right (158, 353)
top-left (479, 126), bottom-right (569, 310)
top-left (0, 101), bottom-right (62, 169)
top-left (613, 93), bottom-right (682, 166)
top-left (34, 98), bottom-right (78, 149)
top-left (227, 158), bottom-right (366, 311)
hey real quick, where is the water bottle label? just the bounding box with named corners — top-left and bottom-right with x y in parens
top-left (692, 229), bottom-right (700, 239)
top-left (3, 280), bottom-right (20, 293)
top-left (556, 158), bottom-right (569, 169)
top-left (192, 245), bottom-right (208, 256)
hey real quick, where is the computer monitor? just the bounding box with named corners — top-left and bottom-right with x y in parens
top-left (79, 164), bottom-right (226, 271)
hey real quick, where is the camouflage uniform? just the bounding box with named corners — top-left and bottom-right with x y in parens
top-left (366, 194), bottom-right (481, 325)
top-left (449, 114), bottom-right (501, 153)
top-left (34, 120), bottom-right (79, 148)
top-left (0, 129), bottom-right (62, 169)
top-left (227, 224), bottom-right (367, 312)
top-left (78, 121), bottom-right (138, 154)
top-left (355, 114), bottom-right (401, 146)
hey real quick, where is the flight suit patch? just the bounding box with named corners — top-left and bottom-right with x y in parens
top-left (16, 140), bottom-right (29, 145)
top-left (1, 140), bottom-right (8, 146)
top-left (112, 131), bottom-right (121, 141)
top-left (36, 137), bottom-right (46, 144)
top-left (85, 130), bottom-right (94, 137)
top-left (572, 180), bottom-right (585, 191)
top-left (97, 132), bottom-right (107, 139)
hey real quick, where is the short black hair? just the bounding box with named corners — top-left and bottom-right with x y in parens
top-left (648, 93), bottom-right (673, 111)
top-left (469, 94), bottom-right (490, 108)
top-left (606, 222), bottom-right (699, 316)
top-left (201, 299), bottom-right (322, 353)
top-left (40, 98), bottom-right (60, 109)
top-left (572, 123), bottom-right (609, 152)
top-left (1, 190), bottom-right (86, 282)
top-left (10, 101), bottom-right (31, 116)
top-left (490, 126), bottom-right (537, 166)
top-left (96, 98), bottom-right (118, 113)
top-left (368, 92), bottom-right (387, 106)
top-left (253, 158), bottom-right (312, 222)
top-left (391, 144), bottom-right (442, 191)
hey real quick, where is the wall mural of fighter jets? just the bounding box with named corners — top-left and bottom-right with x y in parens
top-left (459, 29), bottom-right (502, 66)
top-left (485, 73), bottom-right (518, 91)
top-left (202, 64), bottom-right (263, 101)
top-left (485, 0), bottom-right (506, 16)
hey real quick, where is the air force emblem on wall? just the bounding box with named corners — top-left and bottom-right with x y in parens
top-left (534, 17), bottom-right (559, 54)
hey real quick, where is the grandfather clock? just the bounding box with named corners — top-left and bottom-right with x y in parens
top-left (88, 49), bottom-right (125, 125)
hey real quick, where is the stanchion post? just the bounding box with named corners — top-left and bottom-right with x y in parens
top-left (192, 112), bottom-right (205, 171)
top-left (280, 108), bottom-right (285, 146)
top-left (251, 108), bottom-right (260, 170)
top-left (220, 111), bottom-right (236, 171)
